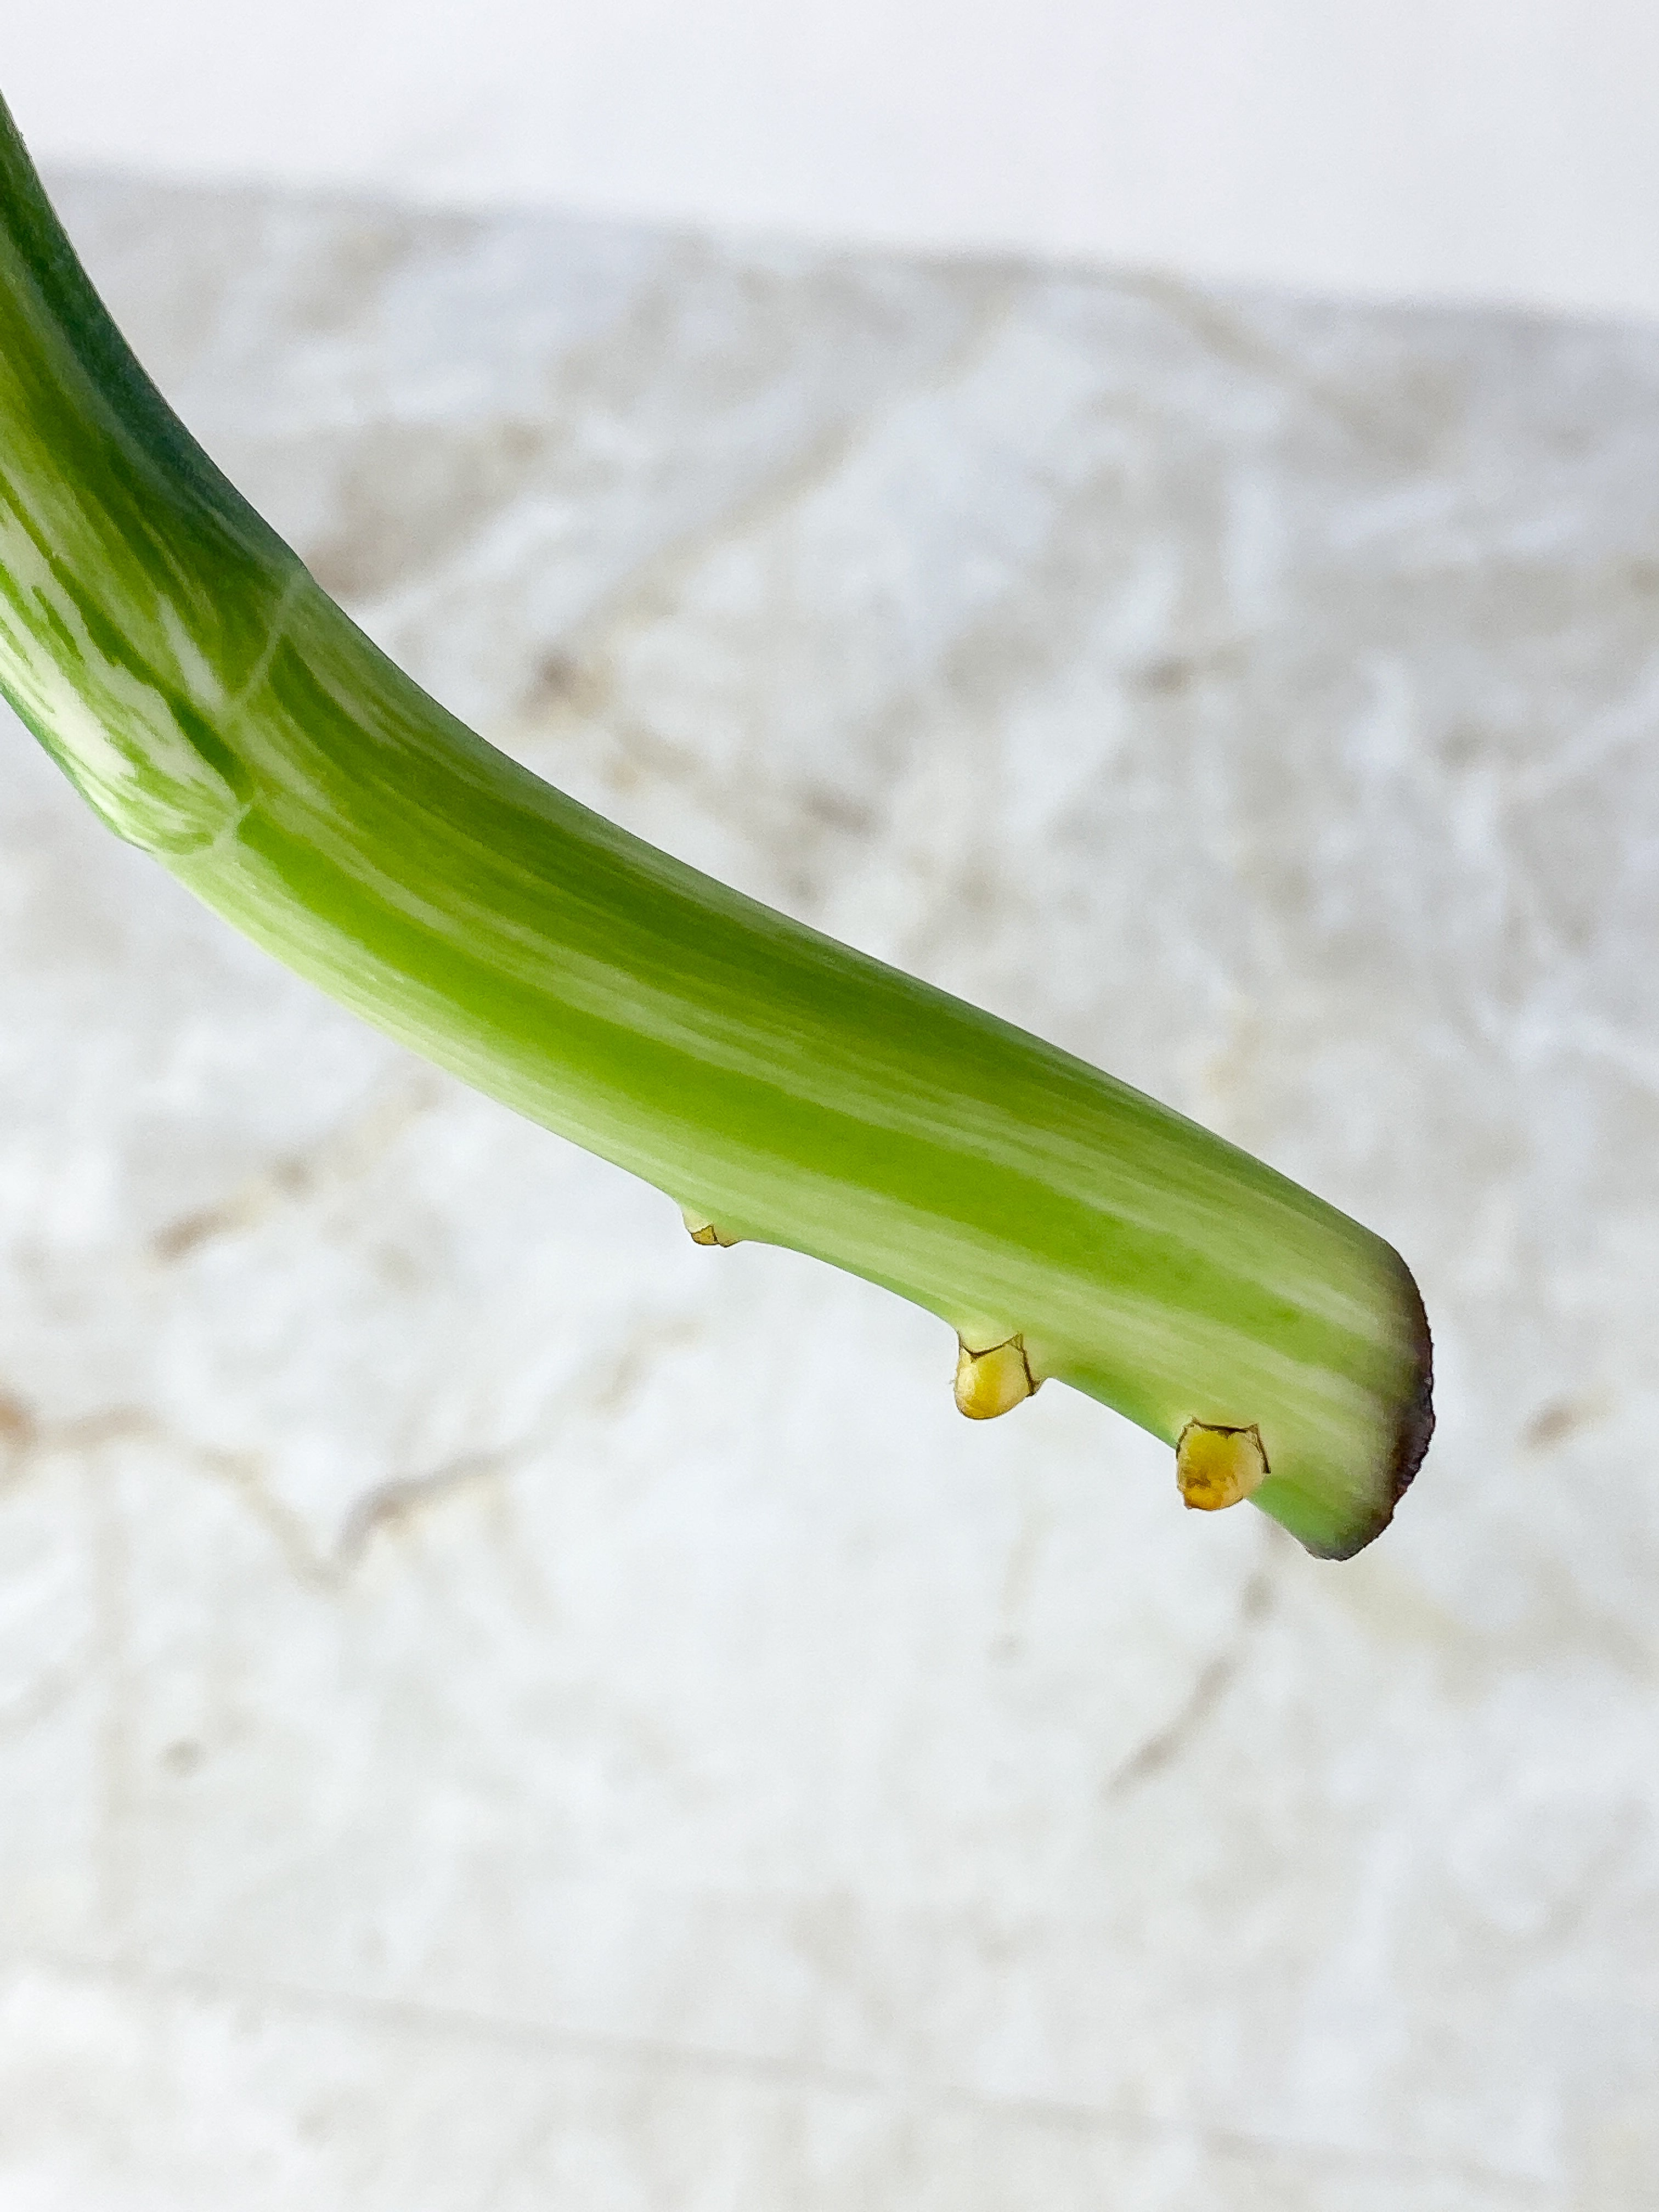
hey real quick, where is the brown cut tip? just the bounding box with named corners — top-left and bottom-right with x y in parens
top-left (1313, 1259), bottom-right (1435, 1560)
top-left (1387, 1274), bottom-right (1435, 1508)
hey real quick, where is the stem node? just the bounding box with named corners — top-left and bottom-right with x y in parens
top-left (681, 1207), bottom-right (741, 1249)
top-left (1176, 1420), bottom-right (1269, 1513)
top-left (954, 1335), bottom-right (1040, 1421)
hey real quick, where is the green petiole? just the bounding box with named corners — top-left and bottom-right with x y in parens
top-left (0, 95), bottom-right (1430, 1558)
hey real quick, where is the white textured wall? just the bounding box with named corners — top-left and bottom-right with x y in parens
top-left (9, 1), bottom-right (1659, 319)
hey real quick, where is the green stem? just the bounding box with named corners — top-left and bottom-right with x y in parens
top-left (0, 96), bottom-right (1430, 1558)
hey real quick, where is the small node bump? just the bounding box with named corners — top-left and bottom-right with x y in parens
top-left (1176, 1419), bottom-right (1269, 1512)
top-left (955, 1334), bottom-right (1039, 1420)
top-left (681, 1207), bottom-right (740, 1249)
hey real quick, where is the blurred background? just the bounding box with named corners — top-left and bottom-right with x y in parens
top-left (12, 0), bottom-right (1659, 318)
top-left (2, 8), bottom-right (1658, 2209)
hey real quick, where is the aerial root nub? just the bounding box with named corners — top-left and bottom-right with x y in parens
top-left (681, 1207), bottom-right (741, 1248)
top-left (954, 1334), bottom-right (1039, 1420)
top-left (1175, 1419), bottom-right (1269, 1511)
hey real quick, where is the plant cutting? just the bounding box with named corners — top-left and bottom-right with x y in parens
top-left (0, 94), bottom-right (1431, 1559)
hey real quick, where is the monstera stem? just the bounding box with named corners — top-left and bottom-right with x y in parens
top-left (0, 95), bottom-right (1430, 1558)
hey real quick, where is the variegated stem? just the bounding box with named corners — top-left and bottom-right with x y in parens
top-left (0, 95), bottom-right (1430, 1557)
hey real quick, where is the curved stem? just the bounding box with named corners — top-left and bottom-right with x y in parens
top-left (0, 96), bottom-right (1430, 1558)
